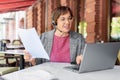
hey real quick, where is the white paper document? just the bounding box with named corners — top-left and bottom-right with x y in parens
top-left (18, 28), bottom-right (49, 60)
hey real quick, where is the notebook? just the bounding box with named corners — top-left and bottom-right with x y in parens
top-left (64, 42), bottom-right (120, 73)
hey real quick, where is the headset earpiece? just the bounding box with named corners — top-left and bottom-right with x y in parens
top-left (52, 20), bottom-right (57, 26)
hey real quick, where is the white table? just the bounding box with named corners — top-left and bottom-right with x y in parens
top-left (1, 62), bottom-right (120, 80)
top-left (6, 44), bottom-right (24, 50)
top-left (0, 50), bottom-right (24, 55)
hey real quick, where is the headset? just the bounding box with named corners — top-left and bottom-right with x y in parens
top-left (52, 14), bottom-right (62, 33)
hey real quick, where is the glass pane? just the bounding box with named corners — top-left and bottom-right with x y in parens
top-left (78, 21), bottom-right (87, 38)
top-left (111, 17), bottom-right (120, 41)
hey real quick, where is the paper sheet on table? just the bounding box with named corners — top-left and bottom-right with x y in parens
top-left (18, 28), bottom-right (49, 60)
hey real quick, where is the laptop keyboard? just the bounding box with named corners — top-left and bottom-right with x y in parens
top-left (71, 65), bottom-right (79, 70)
top-left (64, 64), bottom-right (79, 71)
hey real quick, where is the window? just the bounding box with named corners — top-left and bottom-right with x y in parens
top-left (0, 11), bottom-right (25, 41)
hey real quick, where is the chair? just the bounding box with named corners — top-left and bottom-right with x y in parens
top-left (12, 39), bottom-right (22, 45)
top-left (0, 39), bottom-right (20, 67)
top-left (12, 40), bottom-right (31, 67)
top-left (8, 39), bottom-right (23, 66)
top-left (12, 39), bottom-right (23, 66)
top-left (0, 41), bottom-right (19, 75)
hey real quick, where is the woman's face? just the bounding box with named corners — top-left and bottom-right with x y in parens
top-left (56, 12), bottom-right (73, 33)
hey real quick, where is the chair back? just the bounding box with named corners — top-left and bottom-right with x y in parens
top-left (12, 40), bottom-right (22, 45)
top-left (1, 39), bottom-right (10, 44)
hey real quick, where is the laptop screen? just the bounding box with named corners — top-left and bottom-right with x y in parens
top-left (79, 42), bottom-right (120, 73)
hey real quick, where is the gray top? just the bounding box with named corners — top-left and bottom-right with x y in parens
top-left (35, 29), bottom-right (85, 64)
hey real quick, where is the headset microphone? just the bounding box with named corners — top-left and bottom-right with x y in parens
top-left (53, 24), bottom-right (63, 33)
top-left (56, 27), bottom-right (63, 33)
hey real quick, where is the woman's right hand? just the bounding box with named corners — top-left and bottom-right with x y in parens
top-left (23, 50), bottom-right (32, 61)
top-left (23, 50), bottom-right (36, 65)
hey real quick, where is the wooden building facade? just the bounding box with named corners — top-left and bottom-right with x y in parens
top-left (25, 0), bottom-right (113, 43)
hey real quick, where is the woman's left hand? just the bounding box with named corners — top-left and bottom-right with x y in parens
top-left (76, 55), bottom-right (83, 65)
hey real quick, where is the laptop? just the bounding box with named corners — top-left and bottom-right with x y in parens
top-left (64, 42), bottom-right (120, 73)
